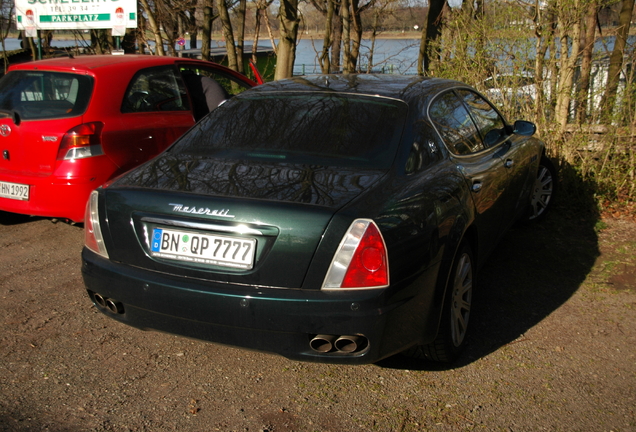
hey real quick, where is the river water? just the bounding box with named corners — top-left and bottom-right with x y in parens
top-left (2, 35), bottom-right (633, 77)
top-left (1, 36), bottom-right (422, 75)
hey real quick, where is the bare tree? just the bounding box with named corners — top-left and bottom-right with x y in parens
top-left (217, 0), bottom-right (240, 71)
top-left (418, 0), bottom-right (447, 75)
top-left (140, 0), bottom-right (166, 55)
top-left (252, 0), bottom-right (276, 63)
top-left (311, 0), bottom-right (337, 73)
top-left (275, 0), bottom-right (300, 79)
top-left (533, 0), bottom-right (557, 124)
top-left (345, 0), bottom-right (375, 72)
top-left (554, 0), bottom-right (582, 130)
top-left (235, 0), bottom-right (247, 72)
top-left (576, 0), bottom-right (600, 123)
top-left (599, 0), bottom-right (635, 120)
top-left (201, 5), bottom-right (214, 60)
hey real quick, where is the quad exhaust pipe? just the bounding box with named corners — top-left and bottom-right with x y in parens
top-left (310, 334), bottom-right (368, 354)
top-left (91, 292), bottom-right (125, 315)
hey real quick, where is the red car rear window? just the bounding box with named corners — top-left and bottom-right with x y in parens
top-left (0, 71), bottom-right (93, 120)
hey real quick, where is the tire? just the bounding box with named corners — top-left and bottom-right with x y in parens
top-left (527, 155), bottom-right (557, 222)
top-left (406, 242), bottom-right (474, 363)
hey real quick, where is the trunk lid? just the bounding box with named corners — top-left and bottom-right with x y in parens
top-left (102, 155), bottom-right (386, 289)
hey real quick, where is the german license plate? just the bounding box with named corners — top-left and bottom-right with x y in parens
top-left (150, 228), bottom-right (256, 269)
top-left (0, 181), bottom-right (29, 201)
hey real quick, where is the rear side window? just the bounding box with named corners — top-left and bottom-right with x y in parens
top-left (122, 66), bottom-right (190, 113)
top-left (171, 92), bottom-right (408, 169)
top-left (0, 71), bottom-right (93, 120)
top-left (430, 91), bottom-right (484, 155)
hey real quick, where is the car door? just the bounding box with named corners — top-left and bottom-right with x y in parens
top-left (105, 65), bottom-right (195, 172)
top-left (429, 89), bottom-right (511, 257)
top-left (458, 89), bottom-right (538, 226)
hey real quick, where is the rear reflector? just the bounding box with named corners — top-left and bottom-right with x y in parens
top-left (322, 219), bottom-right (389, 290)
top-left (84, 190), bottom-right (109, 259)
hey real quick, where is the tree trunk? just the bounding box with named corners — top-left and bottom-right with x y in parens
top-left (188, 8), bottom-right (198, 49)
top-left (139, 0), bottom-right (165, 56)
top-left (555, 5), bottom-right (582, 131)
top-left (349, 0), bottom-right (370, 73)
top-left (599, 0), bottom-right (635, 121)
top-left (319, 0), bottom-right (334, 73)
top-left (418, 0), bottom-right (446, 75)
top-left (368, 10), bottom-right (380, 73)
top-left (202, 6), bottom-right (212, 61)
top-left (264, 7), bottom-right (278, 56)
top-left (90, 30), bottom-right (104, 55)
top-left (534, 0), bottom-right (556, 122)
top-left (341, 0), bottom-right (352, 73)
top-left (275, 0), bottom-right (300, 79)
top-left (252, 6), bottom-right (262, 64)
top-left (136, 15), bottom-right (147, 54)
top-left (576, 1), bottom-right (598, 123)
top-left (217, 0), bottom-right (239, 72)
top-left (235, 0), bottom-right (247, 73)
top-left (331, 15), bottom-right (342, 72)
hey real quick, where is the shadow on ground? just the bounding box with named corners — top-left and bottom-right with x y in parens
top-left (379, 207), bottom-right (601, 370)
top-left (0, 211), bottom-right (38, 226)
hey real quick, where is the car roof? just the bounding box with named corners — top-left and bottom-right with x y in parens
top-left (8, 54), bottom-right (201, 74)
top-left (246, 74), bottom-right (462, 101)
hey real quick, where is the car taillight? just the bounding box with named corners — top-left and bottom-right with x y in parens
top-left (57, 122), bottom-right (104, 160)
top-left (322, 219), bottom-right (389, 290)
top-left (84, 190), bottom-right (109, 259)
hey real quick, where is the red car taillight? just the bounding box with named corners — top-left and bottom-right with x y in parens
top-left (84, 190), bottom-right (109, 259)
top-left (57, 122), bottom-right (104, 160)
top-left (322, 219), bottom-right (389, 290)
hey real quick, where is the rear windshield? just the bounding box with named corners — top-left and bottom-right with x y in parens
top-left (0, 71), bottom-right (93, 120)
top-left (170, 92), bottom-right (408, 169)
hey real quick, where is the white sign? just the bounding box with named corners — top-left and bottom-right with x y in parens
top-left (15, 0), bottom-right (137, 31)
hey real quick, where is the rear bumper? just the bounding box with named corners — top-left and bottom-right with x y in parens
top-left (0, 158), bottom-right (116, 222)
top-left (81, 248), bottom-right (440, 364)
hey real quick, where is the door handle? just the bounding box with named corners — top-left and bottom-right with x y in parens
top-left (504, 159), bottom-right (514, 168)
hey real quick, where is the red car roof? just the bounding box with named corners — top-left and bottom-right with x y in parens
top-left (8, 55), bottom-right (205, 74)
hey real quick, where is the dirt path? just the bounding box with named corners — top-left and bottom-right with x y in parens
top-left (0, 210), bottom-right (634, 431)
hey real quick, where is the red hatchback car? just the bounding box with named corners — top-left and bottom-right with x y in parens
top-left (0, 55), bottom-right (257, 222)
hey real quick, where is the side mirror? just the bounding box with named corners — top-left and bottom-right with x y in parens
top-left (513, 120), bottom-right (536, 136)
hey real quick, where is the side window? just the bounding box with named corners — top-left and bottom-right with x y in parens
top-left (122, 66), bottom-right (190, 113)
top-left (457, 90), bottom-right (507, 147)
top-left (429, 91), bottom-right (483, 156)
top-left (179, 65), bottom-right (252, 121)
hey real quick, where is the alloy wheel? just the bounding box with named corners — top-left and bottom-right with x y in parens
top-left (450, 252), bottom-right (473, 347)
top-left (529, 163), bottom-right (554, 220)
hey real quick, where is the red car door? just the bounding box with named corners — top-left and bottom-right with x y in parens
top-left (101, 65), bottom-right (195, 173)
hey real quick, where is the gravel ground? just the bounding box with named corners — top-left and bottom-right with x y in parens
top-left (0, 210), bottom-right (634, 431)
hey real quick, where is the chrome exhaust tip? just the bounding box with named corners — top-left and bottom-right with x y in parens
top-left (334, 335), bottom-right (361, 353)
top-left (93, 293), bottom-right (107, 308)
top-left (105, 299), bottom-right (124, 314)
top-left (309, 334), bottom-right (337, 353)
top-left (90, 292), bottom-right (125, 315)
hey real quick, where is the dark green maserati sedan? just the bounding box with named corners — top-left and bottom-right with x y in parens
top-left (81, 74), bottom-right (556, 364)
